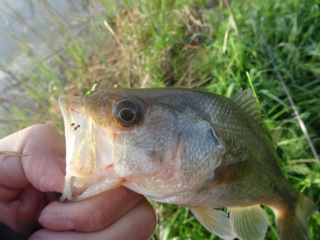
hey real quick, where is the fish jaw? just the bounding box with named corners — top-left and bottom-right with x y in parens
top-left (59, 95), bottom-right (121, 201)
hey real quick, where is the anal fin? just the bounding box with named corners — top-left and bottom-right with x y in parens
top-left (190, 206), bottom-right (236, 240)
top-left (229, 205), bottom-right (268, 240)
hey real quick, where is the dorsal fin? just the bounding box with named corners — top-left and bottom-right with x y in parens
top-left (271, 129), bottom-right (282, 143)
top-left (232, 89), bottom-right (264, 127)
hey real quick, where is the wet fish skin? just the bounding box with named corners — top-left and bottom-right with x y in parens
top-left (59, 88), bottom-right (317, 240)
top-left (82, 88), bottom-right (282, 206)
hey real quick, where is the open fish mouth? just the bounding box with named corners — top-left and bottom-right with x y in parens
top-left (59, 95), bottom-right (95, 177)
top-left (59, 95), bottom-right (121, 201)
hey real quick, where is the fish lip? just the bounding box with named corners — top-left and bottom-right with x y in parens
top-left (58, 95), bottom-right (88, 178)
top-left (59, 95), bottom-right (96, 200)
top-left (59, 94), bottom-right (122, 201)
top-left (58, 95), bottom-right (86, 119)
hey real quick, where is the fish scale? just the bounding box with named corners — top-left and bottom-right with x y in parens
top-left (59, 88), bottom-right (317, 240)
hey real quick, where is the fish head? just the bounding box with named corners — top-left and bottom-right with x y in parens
top-left (59, 89), bottom-right (225, 203)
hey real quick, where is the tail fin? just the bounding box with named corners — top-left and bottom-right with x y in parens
top-left (276, 193), bottom-right (317, 240)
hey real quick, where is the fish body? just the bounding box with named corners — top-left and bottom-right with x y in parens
top-left (59, 88), bottom-right (317, 240)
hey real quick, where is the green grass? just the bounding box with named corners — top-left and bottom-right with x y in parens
top-left (1, 0), bottom-right (320, 239)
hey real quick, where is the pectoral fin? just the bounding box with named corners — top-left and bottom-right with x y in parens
top-left (198, 161), bottom-right (250, 193)
top-left (190, 206), bottom-right (236, 240)
top-left (229, 205), bottom-right (268, 240)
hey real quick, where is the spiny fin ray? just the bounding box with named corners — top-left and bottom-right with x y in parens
top-left (232, 89), bottom-right (264, 127)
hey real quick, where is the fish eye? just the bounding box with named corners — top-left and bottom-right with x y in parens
top-left (113, 98), bottom-right (142, 127)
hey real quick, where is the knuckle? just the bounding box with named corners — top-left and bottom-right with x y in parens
top-left (92, 211), bottom-right (110, 231)
top-left (78, 209), bottom-right (111, 232)
top-left (28, 124), bottom-right (51, 133)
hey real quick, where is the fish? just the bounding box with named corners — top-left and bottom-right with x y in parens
top-left (58, 88), bottom-right (317, 240)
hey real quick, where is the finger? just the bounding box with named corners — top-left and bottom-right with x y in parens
top-left (2, 185), bottom-right (45, 236)
top-left (29, 199), bottom-right (156, 240)
top-left (0, 124), bottom-right (66, 193)
top-left (39, 186), bottom-right (144, 232)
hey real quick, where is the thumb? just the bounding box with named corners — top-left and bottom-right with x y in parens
top-left (0, 124), bottom-right (66, 193)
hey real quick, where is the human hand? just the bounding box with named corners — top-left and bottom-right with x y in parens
top-left (0, 125), bottom-right (156, 240)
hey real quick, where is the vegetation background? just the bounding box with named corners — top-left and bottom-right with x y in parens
top-left (0, 0), bottom-right (319, 239)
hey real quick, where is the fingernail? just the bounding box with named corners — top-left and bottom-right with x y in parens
top-left (39, 212), bottom-right (74, 230)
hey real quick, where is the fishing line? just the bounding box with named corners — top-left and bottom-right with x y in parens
top-left (258, 26), bottom-right (320, 166)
